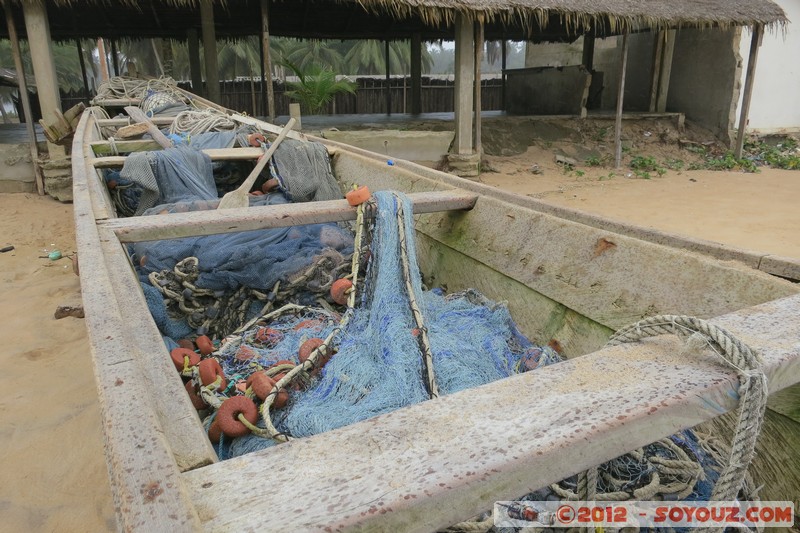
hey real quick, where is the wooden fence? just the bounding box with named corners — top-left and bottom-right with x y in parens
top-left (60, 77), bottom-right (504, 118)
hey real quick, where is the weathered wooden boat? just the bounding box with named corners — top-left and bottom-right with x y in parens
top-left (73, 80), bottom-right (800, 532)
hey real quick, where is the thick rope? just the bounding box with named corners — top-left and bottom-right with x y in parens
top-left (394, 192), bottom-right (439, 399)
top-left (606, 315), bottom-right (767, 504)
top-left (169, 109), bottom-right (237, 136)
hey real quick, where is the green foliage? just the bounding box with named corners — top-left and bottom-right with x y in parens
top-left (585, 155), bottom-right (603, 167)
top-left (746, 137), bottom-right (800, 170)
top-left (574, 170), bottom-right (586, 178)
top-left (664, 158), bottom-right (684, 171)
top-left (282, 60), bottom-right (356, 115)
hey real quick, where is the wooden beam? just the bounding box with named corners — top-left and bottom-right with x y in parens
top-left (182, 293), bottom-right (800, 531)
top-left (614, 31), bottom-right (629, 169)
top-left (655, 29), bottom-right (676, 113)
top-left (102, 190), bottom-right (479, 243)
top-left (260, 0), bottom-right (276, 121)
top-left (735, 24), bottom-right (763, 159)
top-left (200, 0), bottom-right (220, 103)
top-left (91, 139), bottom-right (162, 155)
top-left (3, 0), bottom-right (44, 195)
top-left (97, 116), bottom-right (175, 127)
top-left (501, 39), bottom-right (507, 111)
top-left (90, 147), bottom-right (265, 168)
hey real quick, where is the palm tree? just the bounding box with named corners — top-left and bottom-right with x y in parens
top-left (282, 60), bottom-right (356, 115)
top-left (342, 40), bottom-right (433, 76)
top-left (282, 39), bottom-right (344, 72)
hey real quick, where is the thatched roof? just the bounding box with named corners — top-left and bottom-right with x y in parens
top-left (1, 0), bottom-right (787, 42)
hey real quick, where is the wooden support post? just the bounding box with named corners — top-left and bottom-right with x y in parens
top-left (655, 29), bottom-right (676, 113)
top-left (735, 24), bottom-right (763, 159)
top-left (410, 32), bottom-right (422, 115)
top-left (22, 0), bottom-right (65, 158)
top-left (97, 38), bottom-right (109, 81)
top-left (453, 13), bottom-right (475, 155)
top-left (4, 0), bottom-right (44, 195)
top-left (501, 39), bottom-right (507, 111)
top-left (385, 40), bottom-right (391, 115)
top-left (76, 39), bottom-right (91, 98)
top-left (260, 0), bottom-right (275, 121)
top-left (200, 0), bottom-right (221, 103)
top-left (111, 39), bottom-right (120, 76)
top-left (614, 31), bottom-right (629, 169)
top-left (648, 30), bottom-right (665, 112)
top-left (187, 28), bottom-right (204, 96)
top-left (473, 20), bottom-right (483, 156)
top-left (581, 30), bottom-right (595, 71)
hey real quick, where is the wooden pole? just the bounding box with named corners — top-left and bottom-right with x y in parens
top-left (410, 32), bottom-right (422, 115)
top-left (581, 30), bottom-right (595, 71)
top-left (648, 30), bottom-right (665, 112)
top-left (22, 0), bottom-right (65, 158)
top-left (501, 39), bottom-right (507, 111)
top-left (453, 13), bottom-right (475, 155)
top-left (735, 24), bottom-right (763, 159)
top-left (614, 31), bottom-right (629, 169)
top-left (385, 40), bottom-right (391, 115)
top-left (111, 39), bottom-right (120, 77)
top-left (655, 29), bottom-right (676, 113)
top-left (260, 0), bottom-right (275, 121)
top-left (4, 0), bottom-right (44, 195)
top-left (200, 0), bottom-right (221, 103)
top-left (97, 38), bottom-right (110, 81)
top-left (187, 29), bottom-right (204, 96)
top-left (76, 39), bottom-right (91, 98)
top-left (473, 20), bottom-right (483, 156)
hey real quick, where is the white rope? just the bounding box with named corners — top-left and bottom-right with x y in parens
top-left (169, 109), bottom-right (237, 136)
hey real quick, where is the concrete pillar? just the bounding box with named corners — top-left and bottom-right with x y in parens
top-left (22, 0), bottom-right (65, 157)
top-left (260, 0), bottom-right (276, 120)
top-left (473, 20), bottom-right (483, 155)
top-left (453, 13), bottom-right (474, 156)
top-left (200, 0), bottom-right (221, 103)
top-left (187, 28), bottom-right (204, 96)
top-left (385, 40), bottom-right (391, 115)
top-left (410, 33), bottom-right (422, 115)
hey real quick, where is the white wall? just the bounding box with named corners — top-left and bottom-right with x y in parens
top-left (736, 0), bottom-right (800, 133)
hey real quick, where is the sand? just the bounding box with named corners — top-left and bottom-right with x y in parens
top-left (0, 194), bottom-right (116, 532)
top-left (1, 159), bottom-right (798, 531)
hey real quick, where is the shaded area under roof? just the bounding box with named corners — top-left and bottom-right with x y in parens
top-left (0, 0), bottom-right (788, 43)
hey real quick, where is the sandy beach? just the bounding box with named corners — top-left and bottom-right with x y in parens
top-left (1, 162), bottom-right (798, 531)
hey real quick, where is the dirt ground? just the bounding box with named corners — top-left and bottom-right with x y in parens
top-left (1, 116), bottom-right (798, 531)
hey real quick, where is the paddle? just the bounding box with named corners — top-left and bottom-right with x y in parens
top-left (124, 106), bottom-right (174, 149)
top-left (217, 118), bottom-right (296, 210)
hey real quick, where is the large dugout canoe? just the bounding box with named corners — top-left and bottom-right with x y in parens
top-left (74, 91), bottom-right (800, 532)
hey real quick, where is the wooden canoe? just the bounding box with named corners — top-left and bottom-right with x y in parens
top-left (74, 89), bottom-right (800, 532)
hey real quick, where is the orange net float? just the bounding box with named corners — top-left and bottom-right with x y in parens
top-left (261, 178), bottom-right (279, 193)
top-left (255, 327), bottom-right (284, 345)
top-left (235, 345), bottom-right (259, 362)
top-left (292, 319), bottom-right (322, 332)
top-left (195, 335), bottom-right (214, 356)
top-left (330, 278), bottom-right (353, 305)
top-left (298, 337), bottom-right (332, 374)
top-left (185, 380), bottom-right (206, 411)
top-left (208, 418), bottom-right (222, 444)
top-left (199, 358), bottom-right (228, 390)
top-left (345, 185), bottom-right (371, 206)
top-left (247, 132), bottom-right (266, 147)
top-left (216, 396), bottom-right (259, 438)
top-left (170, 347), bottom-right (200, 372)
top-left (246, 372), bottom-right (289, 408)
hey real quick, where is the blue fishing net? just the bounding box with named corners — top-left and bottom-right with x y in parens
top-left (209, 192), bottom-right (562, 459)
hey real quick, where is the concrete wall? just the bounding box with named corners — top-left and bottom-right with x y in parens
top-left (667, 28), bottom-right (742, 143)
top-left (736, 0), bottom-right (800, 133)
top-left (522, 33), bottom-right (656, 112)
